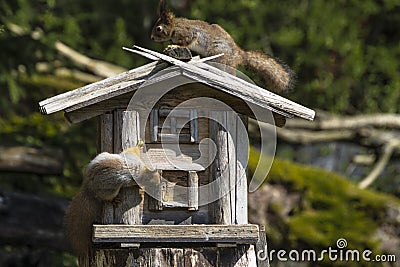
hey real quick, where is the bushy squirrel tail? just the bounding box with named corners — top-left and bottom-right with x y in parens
top-left (243, 51), bottom-right (296, 93)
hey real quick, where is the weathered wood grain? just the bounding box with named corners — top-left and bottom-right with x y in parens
top-left (236, 115), bottom-right (249, 224)
top-left (64, 83), bottom-right (286, 127)
top-left (97, 113), bottom-right (113, 153)
top-left (140, 143), bottom-right (208, 171)
top-left (187, 171), bottom-right (199, 211)
top-left (113, 109), bottom-right (123, 153)
top-left (41, 46), bottom-right (313, 126)
top-left (98, 113), bottom-right (115, 224)
top-left (209, 111), bottom-right (231, 224)
top-left (91, 248), bottom-right (212, 267)
top-left (92, 224), bottom-right (259, 244)
top-left (113, 110), bottom-right (143, 225)
top-left (92, 247), bottom-right (258, 267)
top-left (92, 247), bottom-right (253, 267)
top-left (39, 61), bottom-right (167, 115)
top-left (121, 111), bottom-right (140, 151)
top-left (227, 111), bottom-right (237, 224)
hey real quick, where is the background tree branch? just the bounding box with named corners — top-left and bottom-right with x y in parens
top-left (0, 146), bottom-right (64, 175)
top-left (55, 41), bottom-right (127, 78)
top-left (250, 113), bottom-right (400, 189)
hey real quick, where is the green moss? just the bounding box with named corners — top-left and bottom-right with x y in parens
top-left (249, 148), bottom-right (400, 266)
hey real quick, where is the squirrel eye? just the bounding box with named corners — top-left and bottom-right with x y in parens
top-left (156, 26), bottom-right (163, 32)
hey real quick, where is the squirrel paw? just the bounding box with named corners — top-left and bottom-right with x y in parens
top-left (163, 45), bottom-right (192, 61)
top-left (138, 139), bottom-right (144, 148)
top-left (164, 44), bottom-right (181, 51)
top-left (122, 140), bottom-right (144, 154)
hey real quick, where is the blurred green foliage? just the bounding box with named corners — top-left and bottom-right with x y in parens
top-left (249, 151), bottom-right (400, 266)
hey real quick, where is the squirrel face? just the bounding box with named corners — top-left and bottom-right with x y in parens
top-left (151, 0), bottom-right (174, 42)
top-left (151, 20), bottom-right (172, 42)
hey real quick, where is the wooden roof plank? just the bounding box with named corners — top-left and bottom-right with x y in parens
top-left (39, 61), bottom-right (167, 115)
top-left (133, 45), bottom-right (315, 121)
top-left (40, 46), bottom-right (315, 122)
top-left (123, 47), bottom-right (224, 64)
top-left (182, 71), bottom-right (293, 118)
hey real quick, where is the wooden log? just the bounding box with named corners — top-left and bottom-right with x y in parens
top-left (0, 146), bottom-right (63, 175)
top-left (98, 113), bottom-right (115, 225)
top-left (209, 111), bottom-right (248, 224)
top-left (121, 110), bottom-right (140, 151)
top-left (209, 111), bottom-right (231, 224)
top-left (113, 110), bottom-right (143, 225)
top-left (97, 113), bottom-right (114, 153)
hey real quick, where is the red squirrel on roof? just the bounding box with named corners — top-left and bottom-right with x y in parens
top-left (151, 0), bottom-right (295, 93)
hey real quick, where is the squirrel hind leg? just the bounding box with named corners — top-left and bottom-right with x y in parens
top-left (209, 54), bottom-right (239, 76)
top-left (95, 185), bottom-right (124, 201)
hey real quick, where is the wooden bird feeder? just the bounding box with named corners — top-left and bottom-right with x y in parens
top-left (39, 46), bottom-right (315, 267)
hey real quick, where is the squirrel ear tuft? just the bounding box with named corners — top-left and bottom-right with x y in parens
top-left (158, 0), bottom-right (167, 17)
top-left (158, 0), bottom-right (174, 21)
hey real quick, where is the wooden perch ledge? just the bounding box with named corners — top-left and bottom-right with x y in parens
top-left (93, 224), bottom-right (260, 245)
